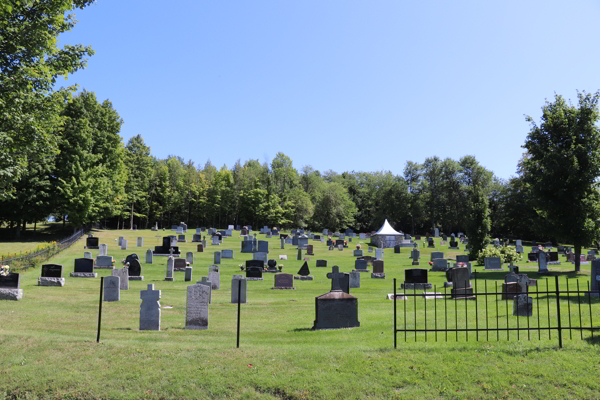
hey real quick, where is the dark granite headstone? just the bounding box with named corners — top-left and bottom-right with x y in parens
top-left (86, 237), bottom-right (99, 249)
top-left (0, 273), bottom-right (20, 289)
top-left (528, 253), bottom-right (538, 262)
top-left (125, 254), bottom-right (139, 265)
top-left (128, 259), bottom-right (142, 277)
top-left (245, 259), bottom-right (265, 270)
top-left (274, 273), bottom-right (294, 289)
top-left (297, 262), bottom-right (311, 276)
top-left (327, 266), bottom-right (350, 294)
top-left (405, 269), bottom-right (427, 284)
top-left (41, 264), bottom-right (62, 278)
top-left (316, 259), bottom-right (328, 268)
top-left (74, 258), bottom-right (94, 273)
top-left (549, 252), bottom-right (559, 262)
top-left (372, 260), bottom-right (384, 274)
top-left (335, 239), bottom-right (344, 247)
top-left (267, 259), bottom-right (277, 269)
top-left (246, 266), bottom-right (263, 279)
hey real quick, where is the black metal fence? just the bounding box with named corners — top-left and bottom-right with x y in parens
top-left (393, 275), bottom-right (599, 348)
top-left (1, 228), bottom-right (87, 268)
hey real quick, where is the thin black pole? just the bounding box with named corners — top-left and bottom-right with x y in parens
top-left (444, 285), bottom-right (447, 342)
top-left (536, 278), bottom-right (541, 340)
top-left (404, 281), bottom-right (407, 342)
top-left (555, 275), bottom-right (562, 348)
top-left (475, 275), bottom-right (479, 341)
top-left (236, 280), bottom-right (241, 348)
top-left (577, 280), bottom-right (583, 340)
top-left (485, 280), bottom-right (489, 341)
top-left (495, 281), bottom-right (499, 341)
top-left (434, 284), bottom-right (437, 342)
top-left (393, 278), bottom-right (397, 349)
top-left (424, 285), bottom-right (427, 342)
top-left (465, 280), bottom-right (468, 342)
top-left (566, 278), bottom-right (572, 340)
top-left (587, 281), bottom-right (593, 340)
top-left (97, 276), bottom-right (104, 343)
top-left (546, 278), bottom-right (551, 340)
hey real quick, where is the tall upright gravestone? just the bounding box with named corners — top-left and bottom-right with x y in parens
top-left (185, 284), bottom-right (210, 330)
top-left (140, 284), bottom-right (161, 330)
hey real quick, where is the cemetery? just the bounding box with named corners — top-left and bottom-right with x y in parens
top-left (0, 227), bottom-right (599, 399)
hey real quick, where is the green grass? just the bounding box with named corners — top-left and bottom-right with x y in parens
top-left (0, 222), bottom-right (73, 259)
top-left (0, 231), bottom-right (599, 400)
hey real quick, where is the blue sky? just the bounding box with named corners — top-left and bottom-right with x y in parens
top-left (59, 0), bottom-right (600, 180)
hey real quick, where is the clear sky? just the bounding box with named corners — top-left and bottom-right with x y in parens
top-left (58, 0), bottom-right (600, 180)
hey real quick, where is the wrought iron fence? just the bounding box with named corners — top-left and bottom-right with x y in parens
top-left (393, 274), bottom-right (599, 348)
top-left (1, 228), bottom-right (87, 268)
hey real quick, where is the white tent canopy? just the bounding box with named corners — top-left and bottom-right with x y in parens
top-left (374, 219), bottom-right (402, 236)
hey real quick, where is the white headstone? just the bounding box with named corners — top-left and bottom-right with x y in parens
top-left (103, 276), bottom-right (120, 301)
top-left (137, 237), bottom-right (144, 247)
top-left (99, 244), bottom-right (108, 256)
top-left (165, 256), bottom-right (175, 281)
top-left (145, 249), bottom-right (153, 264)
top-left (112, 267), bottom-right (129, 290)
top-left (185, 284), bottom-right (210, 330)
top-left (231, 275), bottom-right (247, 303)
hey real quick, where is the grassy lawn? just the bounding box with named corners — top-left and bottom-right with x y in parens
top-left (0, 222), bottom-right (74, 259)
top-left (1, 231), bottom-right (599, 399)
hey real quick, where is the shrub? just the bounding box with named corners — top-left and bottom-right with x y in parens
top-left (476, 245), bottom-right (521, 265)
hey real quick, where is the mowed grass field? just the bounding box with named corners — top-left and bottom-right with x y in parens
top-left (1, 229), bottom-right (599, 400)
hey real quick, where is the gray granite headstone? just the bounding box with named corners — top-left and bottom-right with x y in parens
top-left (353, 249), bottom-right (363, 257)
top-left (140, 284), bottom-right (161, 330)
top-left (186, 252), bottom-right (194, 265)
top-left (121, 239), bottom-right (128, 250)
top-left (221, 249), bottom-right (234, 259)
top-left (231, 275), bottom-right (247, 303)
top-left (354, 259), bottom-right (369, 271)
top-left (146, 249), bottom-right (153, 264)
top-left (316, 259), bottom-right (328, 268)
top-left (430, 251), bottom-right (444, 261)
top-left (137, 237), bottom-right (144, 247)
top-left (95, 255), bottom-right (114, 269)
top-left (273, 273), bottom-right (295, 289)
top-left (349, 271), bottom-right (360, 288)
top-left (208, 265), bottom-right (220, 289)
top-left (484, 257), bottom-right (503, 270)
top-left (184, 266), bottom-right (193, 282)
top-left (431, 258), bottom-right (448, 271)
top-left (99, 244), bottom-right (108, 256)
top-left (538, 251), bottom-right (548, 274)
top-left (165, 257), bottom-right (175, 281)
top-left (84, 251), bottom-right (92, 259)
top-left (112, 267), bottom-right (129, 290)
top-left (185, 284), bottom-right (210, 330)
top-left (197, 277), bottom-right (212, 304)
top-left (104, 276), bottom-right (120, 301)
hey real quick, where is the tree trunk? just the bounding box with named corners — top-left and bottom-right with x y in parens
top-left (34, 221), bottom-right (37, 232)
top-left (62, 215), bottom-right (66, 228)
top-left (130, 202), bottom-right (134, 230)
top-left (22, 219), bottom-right (26, 234)
top-left (574, 242), bottom-right (581, 272)
top-left (15, 220), bottom-right (21, 239)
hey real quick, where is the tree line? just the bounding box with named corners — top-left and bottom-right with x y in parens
top-left (2, 1), bottom-right (599, 268)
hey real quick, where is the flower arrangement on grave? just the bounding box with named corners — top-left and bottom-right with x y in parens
top-left (344, 241), bottom-right (348, 246)
top-left (278, 265), bottom-right (283, 271)
top-left (428, 261), bottom-right (433, 266)
top-left (456, 262), bottom-right (466, 268)
top-left (239, 264), bottom-right (244, 271)
top-left (0, 265), bottom-right (9, 276)
top-left (356, 244), bottom-right (361, 250)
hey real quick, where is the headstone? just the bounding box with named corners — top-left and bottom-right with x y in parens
top-left (103, 276), bottom-right (120, 302)
top-left (411, 248), bottom-right (420, 265)
top-left (306, 245), bottom-right (314, 255)
top-left (313, 267), bottom-right (359, 330)
top-left (213, 251), bottom-right (221, 264)
top-left (212, 236), bottom-right (220, 245)
top-left (231, 275), bottom-right (247, 303)
top-left (128, 259), bottom-right (143, 280)
top-left (140, 284), bottom-right (161, 330)
top-left (137, 237), bottom-right (144, 247)
top-left (430, 251), bottom-right (444, 261)
top-left (112, 267), bottom-right (129, 290)
top-left (590, 260), bottom-right (600, 296)
top-left (38, 264), bottom-right (64, 287)
top-left (375, 248), bottom-right (384, 260)
top-left (538, 251), bottom-right (549, 274)
top-left (434, 228), bottom-right (439, 237)
top-left (428, 238), bottom-right (435, 248)
top-left (528, 252), bottom-right (538, 262)
top-left (431, 258), bottom-right (448, 271)
top-left (197, 243), bottom-right (204, 253)
top-left (95, 255), bottom-right (114, 269)
top-left (221, 249), bottom-right (234, 259)
top-left (84, 251), bottom-right (92, 259)
top-left (173, 258), bottom-right (187, 271)
top-left (98, 244), bottom-right (108, 256)
top-left (316, 259), bottom-right (328, 268)
top-left (295, 262), bottom-right (313, 280)
top-left (513, 294), bottom-right (533, 317)
top-left (354, 259), bottom-right (369, 272)
top-left (71, 258), bottom-right (97, 277)
top-left (273, 273), bottom-right (295, 289)
top-left (142, 248), bottom-right (152, 264)
top-left (353, 249), bottom-right (363, 257)
top-left (280, 237), bottom-right (285, 249)
top-left (368, 246), bottom-right (373, 253)
top-left (349, 270), bottom-right (360, 288)
top-left (371, 260), bottom-right (385, 278)
top-left (516, 245), bottom-right (524, 253)
top-left (186, 252), bottom-right (193, 265)
top-left (121, 239), bottom-right (128, 250)
top-left (184, 266), bottom-right (193, 282)
top-left (327, 266), bottom-right (350, 294)
top-left (185, 284), bottom-right (210, 330)
top-left (258, 240), bottom-right (269, 253)
top-left (394, 245), bottom-right (401, 254)
top-left (240, 240), bottom-right (253, 253)
top-left (401, 269), bottom-right (432, 290)
top-left (484, 257), bottom-right (503, 270)
top-left (165, 257), bottom-right (175, 281)
top-left (451, 267), bottom-right (474, 299)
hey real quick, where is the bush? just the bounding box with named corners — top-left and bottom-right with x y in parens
top-left (476, 245), bottom-right (521, 265)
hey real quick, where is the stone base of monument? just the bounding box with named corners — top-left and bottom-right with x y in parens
top-left (85, 246), bottom-right (100, 250)
top-left (451, 287), bottom-right (475, 299)
top-left (412, 261), bottom-right (420, 266)
top-left (264, 269), bottom-right (279, 273)
top-left (129, 276), bottom-right (144, 281)
top-left (484, 266), bottom-right (503, 271)
top-left (294, 275), bottom-right (313, 280)
top-left (164, 277), bottom-right (174, 282)
top-left (591, 292), bottom-right (599, 297)
top-left (272, 287), bottom-right (296, 290)
top-left (94, 266), bottom-right (114, 269)
top-left (371, 273), bottom-right (385, 279)
top-left (154, 253), bottom-right (181, 257)
top-left (513, 294), bottom-right (533, 316)
top-left (443, 281), bottom-right (453, 288)
top-left (353, 269), bottom-right (370, 273)
top-left (247, 277), bottom-right (264, 281)
top-left (449, 246), bottom-right (460, 250)
top-left (70, 272), bottom-right (97, 278)
top-left (548, 261), bottom-right (561, 265)
top-left (400, 282), bottom-right (433, 290)
top-left (0, 288), bottom-right (23, 300)
top-left (38, 277), bottom-right (65, 287)
top-left (313, 291), bottom-right (360, 330)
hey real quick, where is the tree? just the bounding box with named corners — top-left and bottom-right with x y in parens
top-left (311, 182), bottom-right (357, 231)
top-left (0, 0), bottom-right (94, 200)
top-left (522, 91), bottom-right (600, 271)
top-left (465, 184), bottom-right (491, 261)
top-left (124, 135), bottom-right (152, 229)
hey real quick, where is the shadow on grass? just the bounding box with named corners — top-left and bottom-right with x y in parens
top-left (290, 328), bottom-right (313, 332)
top-left (584, 334), bottom-right (600, 346)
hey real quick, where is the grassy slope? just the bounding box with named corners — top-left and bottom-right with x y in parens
top-left (0, 230), bottom-right (599, 400)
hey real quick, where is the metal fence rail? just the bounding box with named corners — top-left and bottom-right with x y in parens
top-left (393, 275), bottom-right (599, 348)
top-left (1, 228), bottom-right (87, 268)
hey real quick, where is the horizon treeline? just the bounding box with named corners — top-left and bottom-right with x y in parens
top-left (1, 91), bottom-right (543, 242)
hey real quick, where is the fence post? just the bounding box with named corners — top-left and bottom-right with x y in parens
top-left (393, 278), bottom-right (397, 349)
top-left (97, 277), bottom-right (104, 343)
top-left (236, 280), bottom-right (241, 348)
top-left (555, 275), bottom-right (562, 348)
